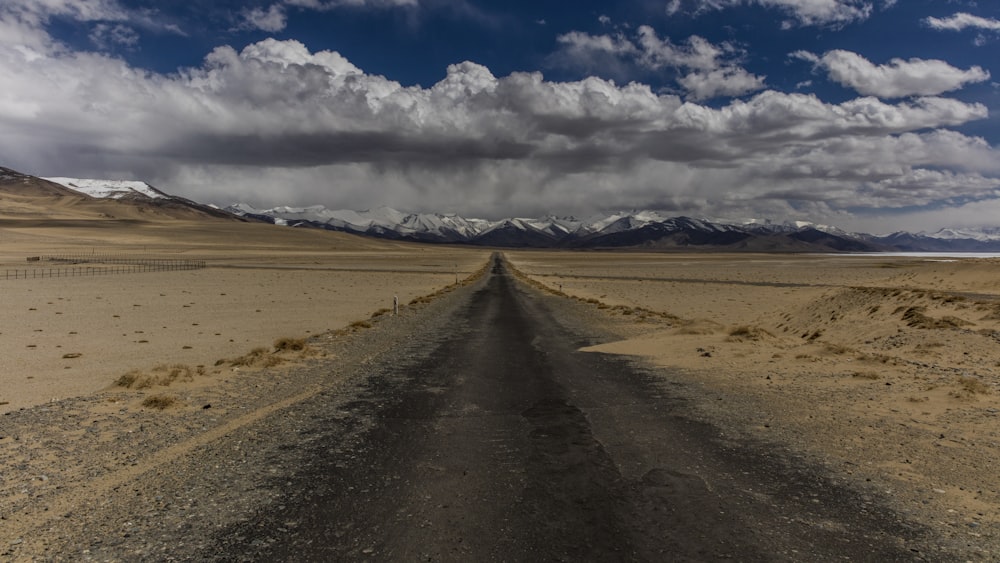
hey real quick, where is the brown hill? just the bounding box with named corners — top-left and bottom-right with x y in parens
top-left (0, 166), bottom-right (242, 223)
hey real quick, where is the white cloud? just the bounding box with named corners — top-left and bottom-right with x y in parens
top-left (286, 0), bottom-right (418, 9)
top-left (2, 0), bottom-right (128, 25)
top-left (0, 15), bottom-right (997, 231)
top-left (670, 0), bottom-right (873, 27)
top-left (0, 0), bottom-right (128, 51)
top-left (556, 30), bottom-right (638, 58)
top-left (757, 0), bottom-right (872, 26)
top-left (798, 49), bottom-right (990, 98)
top-left (0, 0), bottom-right (185, 53)
top-left (240, 4), bottom-right (288, 32)
top-left (89, 22), bottom-right (139, 48)
top-left (552, 26), bottom-right (765, 100)
top-left (635, 26), bottom-right (725, 70)
top-left (925, 12), bottom-right (1000, 32)
top-left (678, 67), bottom-right (767, 100)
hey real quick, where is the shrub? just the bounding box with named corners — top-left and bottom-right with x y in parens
top-left (851, 371), bottom-right (881, 380)
top-left (957, 376), bottom-right (990, 395)
top-left (230, 347), bottom-right (276, 367)
top-left (142, 394), bottom-right (179, 410)
top-left (274, 337), bottom-right (307, 352)
top-left (115, 370), bottom-right (144, 389)
top-left (115, 364), bottom-right (194, 388)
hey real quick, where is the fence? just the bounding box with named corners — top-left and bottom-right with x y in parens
top-left (3, 255), bottom-right (206, 280)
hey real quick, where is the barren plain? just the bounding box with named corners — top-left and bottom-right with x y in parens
top-left (0, 220), bottom-right (489, 412)
top-left (3, 212), bottom-right (1000, 558)
top-left (507, 250), bottom-right (1000, 558)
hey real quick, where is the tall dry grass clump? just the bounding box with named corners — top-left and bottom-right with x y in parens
top-left (273, 337), bottom-right (307, 352)
top-left (228, 346), bottom-right (284, 368)
top-left (115, 364), bottom-right (202, 389)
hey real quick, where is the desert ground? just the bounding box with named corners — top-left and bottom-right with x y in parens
top-left (507, 250), bottom-right (1000, 557)
top-left (0, 220), bottom-right (489, 412)
top-left (3, 213), bottom-right (1000, 557)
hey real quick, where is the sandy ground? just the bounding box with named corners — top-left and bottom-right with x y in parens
top-left (4, 213), bottom-right (1000, 557)
top-left (507, 251), bottom-right (1000, 558)
top-left (0, 220), bottom-right (489, 412)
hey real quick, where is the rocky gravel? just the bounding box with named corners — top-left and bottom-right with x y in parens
top-left (1, 271), bottom-right (484, 561)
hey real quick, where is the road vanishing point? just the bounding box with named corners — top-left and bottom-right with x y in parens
top-left (211, 253), bottom-right (925, 562)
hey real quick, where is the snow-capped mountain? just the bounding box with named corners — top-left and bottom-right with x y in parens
top-left (923, 227), bottom-right (1000, 242)
top-left (11, 164), bottom-right (1000, 252)
top-left (222, 202), bottom-right (1000, 252)
top-left (223, 204), bottom-right (884, 251)
top-left (45, 177), bottom-right (169, 200)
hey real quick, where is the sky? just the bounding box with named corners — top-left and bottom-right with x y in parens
top-left (1, 0), bottom-right (999, 233)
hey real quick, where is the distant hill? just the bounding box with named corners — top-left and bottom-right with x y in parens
top-left (0, 167), bottom-right (243, 223)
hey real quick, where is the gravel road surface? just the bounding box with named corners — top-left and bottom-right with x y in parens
top-left (221, 254), bottom-right (926, 561)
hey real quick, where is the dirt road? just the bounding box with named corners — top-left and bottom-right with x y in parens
top-left (215, 254), bottom-right (926, 561)
top-left (2, 253), bottom-right (933, 561)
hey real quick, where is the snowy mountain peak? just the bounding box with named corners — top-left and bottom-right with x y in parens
top-left (924, 227), bottom-right (1000, 242)
top-left (217, 201), bottom-right (1000, 252)
top-left (45, 177), bottom-right (167, 200)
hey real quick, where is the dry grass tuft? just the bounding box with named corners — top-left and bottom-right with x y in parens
top-left (349, 320), bottom-right (373, 330)
top-left (274, 337), bottom-right (307, 352)
top-left (956, 376), bottom-right (990, 395)
top-left (115, 364), bottom-right (196, 389)
top-left (823, 343), bottom-right (853, 355)
top-left (902, 307), bottom-right (973, 329)
top-left (142, 394), bottom-right (180, 410)
top-left (726, 325), bottom-right (773, 342)
top-left (851, 371), bottom-right (881, 380)
top-left (226, 348), bottom-right (283, 368)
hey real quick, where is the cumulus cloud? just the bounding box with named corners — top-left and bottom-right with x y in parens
top-left (795, 49), bottom-right (990, 98)
top-left (925, 12), bottom-right (1000, 32)
top-left (0, 12), bottom-right (997, 230)
top-left (678, 67), bottom-right (766, 100)
top-left (634, 26), bottom-right (727, 70)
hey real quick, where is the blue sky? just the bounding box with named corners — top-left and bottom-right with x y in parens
top-left (1, 0), bottom-right (999, 232)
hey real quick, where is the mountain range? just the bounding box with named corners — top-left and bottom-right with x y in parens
top-left (5, 166), bottom-right (1000, 252)
top-left (225, 202), bottom-right (1000, 253)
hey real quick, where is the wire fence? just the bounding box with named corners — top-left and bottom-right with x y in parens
top-left (4, 255), bottom-right (206, 280)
